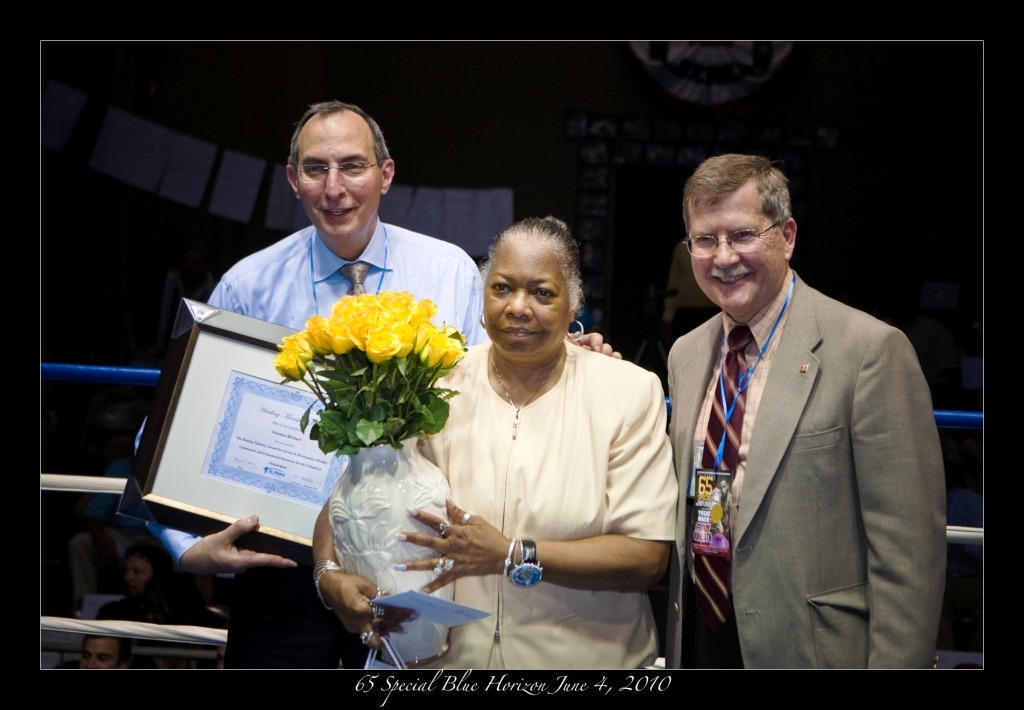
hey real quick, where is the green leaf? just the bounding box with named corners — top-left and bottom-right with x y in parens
top-left (419, 395), bottom-right (450, 435)
top-left (395, 357), bottom-right (408, 376)
top-left (344, 415), bottom-right (361, 443)
top-left (318, 410), bottom-right (349, 444)
top-left (370, 402), bottom-right (388, 423)
top-left (309, 422), bottom-right (320, 441)
top-left (320, 381), bottom-right (356, 408)
top-left (318, 370), bottom-right (356, 383)
top-left (349, 367), bottom-right (368, 378)
top-left (355, 419), bottom-right (385, 446)
top-left (417, 401), bottom-right (435, 426)
top-left (385, 417), bottom-right (407, 438)
top-left (299, 402), bottom-right (314, 433)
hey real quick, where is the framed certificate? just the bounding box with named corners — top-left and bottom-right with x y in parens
top-left (120, 299), bottom-right (344, 566)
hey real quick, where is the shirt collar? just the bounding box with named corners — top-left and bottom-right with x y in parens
top-left (311, 218), bottom-right (390, 283)
top-left (722, 268), bottom-right (794, 350)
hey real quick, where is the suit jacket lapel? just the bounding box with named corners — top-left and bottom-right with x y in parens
top-left (670, 316), bottom-right (721, 548)
top-left (675, 317), bottom-right (722, 453)
top-left (734, 278), bottom-right (822, 546)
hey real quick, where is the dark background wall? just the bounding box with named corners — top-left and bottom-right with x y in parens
top-left (41, 41), bottom-right (982, 401)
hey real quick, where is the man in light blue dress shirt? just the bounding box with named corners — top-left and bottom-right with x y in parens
top-left (151, 101), bottom-right (615, 667)
top-left (153, 101), bottom-right (488, 667)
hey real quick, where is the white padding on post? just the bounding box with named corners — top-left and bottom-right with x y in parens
top-left (40, 474), bottom-right (127, 494)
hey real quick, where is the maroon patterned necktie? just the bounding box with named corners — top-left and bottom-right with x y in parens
top-left (693, 324), bottom-right (753, 634)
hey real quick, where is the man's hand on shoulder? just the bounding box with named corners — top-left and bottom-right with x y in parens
top-left (178, 514), bottom-right (298, 574)
top-left (573, 332), bottom-right (623, 359)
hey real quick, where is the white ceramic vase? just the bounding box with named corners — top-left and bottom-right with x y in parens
top-left (327, 439), bottom-right (452, 665)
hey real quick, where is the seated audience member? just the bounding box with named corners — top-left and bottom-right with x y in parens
top-left (78, 635), bottom-right (131, 669)
top-left (95, 545), bottom-right (174, 624)
top-left (68, 434), bottom-right (153, 608)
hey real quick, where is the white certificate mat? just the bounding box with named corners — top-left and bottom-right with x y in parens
top-left (201, 371), bottom-right (342, 508)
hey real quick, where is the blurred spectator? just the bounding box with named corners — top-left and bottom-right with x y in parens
top-left (124, 545), bottom-right (173, 598)
top-left (138, 570), bottom-right (226, 669)
top-left (78, 635), bottom-right (130, 669)
top-left (68, 435), bottom-right (153, 608)
top-left (94, 544), bottom-right (173, 631)
top-left (661, 239), bottom-right (717, 343)
top-left (149, 241), bottom-right (215, 358)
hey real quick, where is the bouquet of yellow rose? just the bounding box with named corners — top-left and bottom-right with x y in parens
top-left (274, 291), bottom-right (467, 455)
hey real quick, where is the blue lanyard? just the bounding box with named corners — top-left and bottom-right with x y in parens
top-left (309, 226), bottom-right (390, 315)
top-left (711, 273), bottom-right (795, 471)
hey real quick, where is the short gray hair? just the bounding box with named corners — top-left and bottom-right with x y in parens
top-left (683, 154), bottom-right (791, 232)
top-left (479, 216), bottom-right (584, 317)
top-left (287, 101), bottom-right (391, 168)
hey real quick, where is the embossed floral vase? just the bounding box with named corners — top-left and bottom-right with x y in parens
top-left (328, 439), bottom-right (452, 664)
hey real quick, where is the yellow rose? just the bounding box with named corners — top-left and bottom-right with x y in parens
top-left (281, 332), bottom-right (314, 361)
top-left (305, 316), bottom-right (334, 356)
top-left (422, 330), bottom-right (459, 368)
top-left (366, 328), bottom-right (403, 364)
top-left (428, 330), bottom-right (464, 369)
top-left (330, 295), bottom-right (357, 319)
top-left (325, 314), bottom-right (356, 355)
top-left (274, 348), bottom-right (308, 380)
top-left (412, 325), bottom-right (434, 360)
top-left (344, 308), bottom-right (378, 352)
top-left (275, 333), bottom-right (313, 380)
top-left (392, 323), bottom-right (416, 358)
top-left (440, 342), bottom-right (466, 369)
top-left (442, 324), bottom-right (467, 345)
top-left (411, 298), bottom-right (439, 326)
top-left (377, 291), bottom-right (415, 321)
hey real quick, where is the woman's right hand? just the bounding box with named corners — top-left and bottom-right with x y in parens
top-left (318, 570), bottom-right (412, 651)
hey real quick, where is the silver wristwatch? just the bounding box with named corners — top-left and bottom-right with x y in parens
top-left (508, 539), bottom-right (543, 587)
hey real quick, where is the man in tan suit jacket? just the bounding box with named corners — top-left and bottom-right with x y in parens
top-left (665, 155), bottom-right (946, 668)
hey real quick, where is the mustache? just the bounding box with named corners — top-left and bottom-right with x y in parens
top-left (708, 266), bottom-right (752, 280)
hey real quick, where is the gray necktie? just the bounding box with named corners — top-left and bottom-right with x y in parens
top-left (340, 261), bottom-right (370, 295)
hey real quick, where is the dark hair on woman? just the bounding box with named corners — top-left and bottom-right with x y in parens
top-left (141, 573), bottom-right (221, 627)
top-left (479, 216), bottom-right (584, 316)
top-left (124, 544), bottom-right (174, 579)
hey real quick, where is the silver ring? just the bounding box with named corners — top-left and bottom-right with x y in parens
top-left (461, 512), bottom-right (471, 525)
top-left (360, 631), bottom-right (373, 646)
top-left (438, 521), bottom-right (450, 537)
top-left (433, 557), bottom-right (454, 575)
top-left (372, 605), bottom-right (385, 619)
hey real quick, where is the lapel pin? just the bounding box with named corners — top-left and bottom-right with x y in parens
top-left (800, 363), bottom-right (809, 373)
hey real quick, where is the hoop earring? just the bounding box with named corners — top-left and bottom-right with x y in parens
top-left (567, 320), bottom-right (584, 341)
top-left (480, 312), bottom-right (486, 327)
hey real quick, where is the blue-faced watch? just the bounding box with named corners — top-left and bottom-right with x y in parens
top-left (508, 539), bottom-right (543, 587)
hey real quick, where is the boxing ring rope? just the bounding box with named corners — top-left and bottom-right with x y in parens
top-left (40, 364), bottom-right (984, 431)
top-left (39, 474), bottom-right (984, 662)
top-left (40, 363), bottom-right (984, 657)
top-left (41, 616), bottom-right (226, 646)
